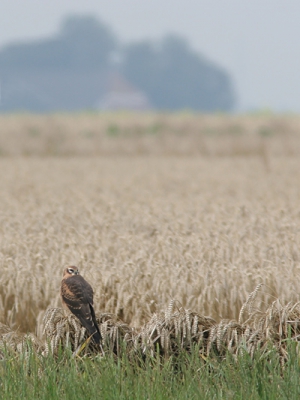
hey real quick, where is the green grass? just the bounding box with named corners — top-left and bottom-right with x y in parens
top-left (1, 342), bottom-right (300, 399)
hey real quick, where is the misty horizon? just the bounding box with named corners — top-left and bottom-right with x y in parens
top-left (1, 1), bottom-right (300, 112)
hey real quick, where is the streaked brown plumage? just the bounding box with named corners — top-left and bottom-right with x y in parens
top-left (61, 266), bottom-right (101, 344)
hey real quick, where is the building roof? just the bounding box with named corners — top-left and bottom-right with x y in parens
top-left (97, 72), bottom-right (151, 111)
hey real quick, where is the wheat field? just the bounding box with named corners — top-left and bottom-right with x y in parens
top-left (0, 113), bottom-right (300, 346)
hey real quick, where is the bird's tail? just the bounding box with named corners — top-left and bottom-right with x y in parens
top-left (89, 305), bottom-right (102, 344)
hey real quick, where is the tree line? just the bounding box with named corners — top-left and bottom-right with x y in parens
top-left (0, 15), bottom-right (236, 112)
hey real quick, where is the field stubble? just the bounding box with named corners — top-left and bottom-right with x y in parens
top-left (0, 114), bottom-right (299, 343)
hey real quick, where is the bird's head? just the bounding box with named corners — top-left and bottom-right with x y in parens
top-left (63, 266), bottom-right (80, 277)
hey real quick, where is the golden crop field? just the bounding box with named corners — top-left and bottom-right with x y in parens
top-left (0, 112), bottom-right (300, 345)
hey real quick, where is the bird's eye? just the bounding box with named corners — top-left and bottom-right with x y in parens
top-left (68, 268), bottom-right (74, 274)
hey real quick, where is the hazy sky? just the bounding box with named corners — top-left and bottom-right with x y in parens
top-left (1, 0), bottom-right (299, 111)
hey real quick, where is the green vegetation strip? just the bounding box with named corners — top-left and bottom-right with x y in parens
top-left (1, 342), bottom-right (300, 399)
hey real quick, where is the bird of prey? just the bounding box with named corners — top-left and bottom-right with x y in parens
top-left (61, 266), bottom-right (101, 344)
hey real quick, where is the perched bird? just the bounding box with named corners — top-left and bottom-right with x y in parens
top-left (61, 266), bottom-right (101, 344)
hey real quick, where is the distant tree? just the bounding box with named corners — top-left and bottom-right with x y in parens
top-left (0, 15), bottom-right (118, 111)
top-left (0, 15), bottom-right (117, 73)
top-left (59, 15), bottom-right (117, 71)
top-left (121, 35), bottom-right (235, 111)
